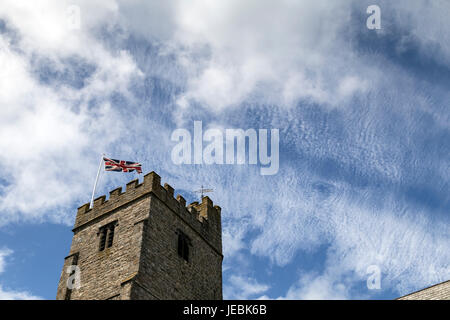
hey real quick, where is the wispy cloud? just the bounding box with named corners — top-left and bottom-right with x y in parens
top-left (278, 272), bottom-right (351, 300)
top-left (0, 248), bottom-right (12, 273)
top-left (224, 275), bottom-right (270, 300)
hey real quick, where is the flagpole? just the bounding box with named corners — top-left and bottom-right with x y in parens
top-left (90, 153), bottom-right (105, 209)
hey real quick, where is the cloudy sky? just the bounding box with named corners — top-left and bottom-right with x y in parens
top-left (0, 0), bottom-right (448, 300)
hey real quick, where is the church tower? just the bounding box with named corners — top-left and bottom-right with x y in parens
top-left (56, 171), bottom-right (223, 300)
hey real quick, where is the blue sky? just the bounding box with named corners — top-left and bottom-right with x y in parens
top-left (0, 0), bottom-right (448, 299)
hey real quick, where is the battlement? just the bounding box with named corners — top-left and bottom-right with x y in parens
top-left (74, 171), bottom-right (222, 243)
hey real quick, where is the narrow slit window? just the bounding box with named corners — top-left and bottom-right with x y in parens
top-left (177, 232), bottom-right (190, 261)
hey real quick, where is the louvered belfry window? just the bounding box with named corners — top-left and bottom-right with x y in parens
top-left (99, 221), bottom-right (117, 251)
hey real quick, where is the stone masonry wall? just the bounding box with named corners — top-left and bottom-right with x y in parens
top-left (56, 194), bottom-right (149, 300)
top-left (398, 280), bottom-right (450, 300)
top-left (132, 194), bottom-right (223, 299)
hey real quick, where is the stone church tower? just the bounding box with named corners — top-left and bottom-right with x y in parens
top-left (56, 171), bottom-right (223, 300)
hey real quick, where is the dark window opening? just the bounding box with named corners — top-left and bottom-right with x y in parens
top-left (107, 224), bottom-right (115, 248)
top-left (99, 228), bottom-right (107, 251)
top-left (177, 232), bottom-right (190, 262)
top-left (99, 221), bottom-right (117, 251)
top-left (64, 288), bottom-right (72, 300)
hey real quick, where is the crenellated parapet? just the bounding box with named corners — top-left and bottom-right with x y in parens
top-left (74, 171), bottom-right (221, 249)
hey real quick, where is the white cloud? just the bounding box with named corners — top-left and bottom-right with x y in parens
top-left (0, 2), bottom-right (141, 224)
top-left (0, 248), bottom-right (12, 273)
top-left (387, 0), bottom-right (450, 65)
top-left (0, 1), bottom-right (118, 57)
top-left (171, 0), bottom-right (366, 112)
top-left (338, 76), bottom-right (368, 98)
top-left (279, 273), bottom-right (350, 300)
top-left (248, 174), bottom-right (450, 296)
top-left (224, 275), bottom-right (270, 300)
top-left (222, 220), bottom-right (247, 259)
top-left (0, 248), bottom-right (41, 300)
top-left (0, 285), bottom-right (41, 300)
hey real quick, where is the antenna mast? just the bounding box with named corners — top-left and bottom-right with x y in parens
top-left (194, 185), bottom-right (214, 200)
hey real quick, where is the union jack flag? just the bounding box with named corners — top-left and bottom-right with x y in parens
top-left (103, 157), bottom-right (142, 174)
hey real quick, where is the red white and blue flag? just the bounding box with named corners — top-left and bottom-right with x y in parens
top-left (103, 157), bottom-right (142, 174)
